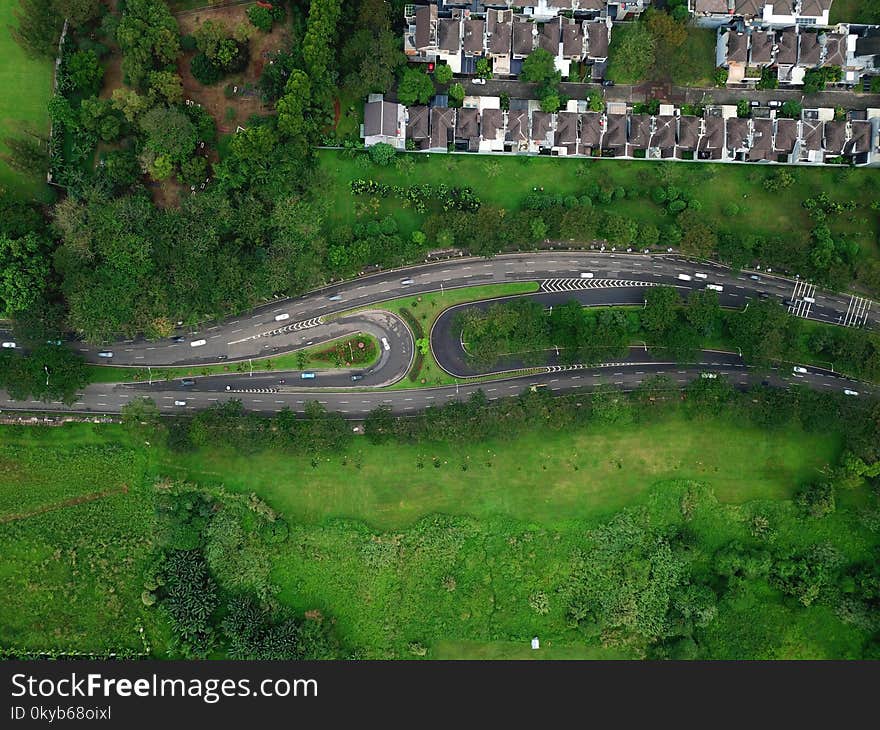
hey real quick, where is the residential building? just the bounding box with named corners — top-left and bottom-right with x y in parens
top-left (362, 97), bottom-right (407, 149)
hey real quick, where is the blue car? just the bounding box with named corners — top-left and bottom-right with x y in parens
top-left (301, 372), bottom-right (316, 379)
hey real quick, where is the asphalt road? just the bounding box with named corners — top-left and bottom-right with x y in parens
top-left (0, 252), bottom-right (875, 417)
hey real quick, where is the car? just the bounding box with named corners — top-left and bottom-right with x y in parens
top-left (694, 273), bottom-right (708, 279)
top-left (351, 374), bottom-right (364, 382)
top-left (181, 378), bottom-right (195, 386)
top-left (216, 355), bottom-right (227, 360)
top-left (701, 372), bottom-right (718, 379)
top-left (97, 351), bottom-right (113, 358)
top-left (46, 339), bottom-right (62, 346)
top-left (278, 378), bottom-right (286, 384)
top-left (749, 274), bottom-right (761, 281)
top-left (750, 100), bottom-right (760, 107)
top-left (1, 341), bottom-right (16, 349)
top-left (802, 296), bottom-right (815, 304)
top-left (301, 371), bottom-right (316, 379)
top-left (173, 400), bottom-right (187, 407)
top-left (472, 78), bottom-right (486, 85)
top-left (677, 273), bottom-right (693, 281)
top-left (274, 313), bottom-right (290, 321)
top-left (327, 294), bottom-right (342, 301)
top-left (706, 284), bottom-right (724, 292)
top-left (579, 272), bottom-right (594, 279)
top-left (381, 337), bottom-right (390, 351)
top-left (783, 298), bottom-right (797, 307)
top-left (793, 366), bottom-right (808, 374)
top-left (768, 100), bottom-right (783, 108)
top-left (191, 339), bottom-right (207, 347)
top-left (844, 389), bottom-right (860, 396)
top-left (401, 278), bottom-right (414, 286)
top-left (758, 291), bottom-right (771, 300)
top-left (171, 335), bottom-right (185, 343)
top-left (601, 79), bottom-right (614, 87)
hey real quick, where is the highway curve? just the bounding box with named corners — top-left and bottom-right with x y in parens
top-left (0, 252), bottom-right (876, 417)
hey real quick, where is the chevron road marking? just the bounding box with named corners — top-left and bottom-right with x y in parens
top-left (540, 278), bottom-right (658, 293)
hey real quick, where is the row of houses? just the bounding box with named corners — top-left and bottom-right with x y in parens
top-left (404, 6), bottom-right (611, 76)
top-left (691, 0), bottom-right (833, 26)
top-left (362, 95), bottom-right (879, 165)
top-left (718, 22), bottom-right (880, 85)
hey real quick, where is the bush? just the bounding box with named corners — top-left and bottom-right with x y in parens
top-left (247, 5), bottom-right (274, 32)
top-left (191, 53), bottom-right (222, 85)
top-left (795, 482), bottom-right (836, 518)
top-left (713, 67), bottom-right (728, 86)
top-left (368, 142), bottom-right (396, 167)
top-left (181, 34), bottom-right (197, 52)
top-left (434, 63), bottom-right (453, 85)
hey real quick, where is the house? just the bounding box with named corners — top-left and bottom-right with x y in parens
top-left (438, 17), bottom-right (463, 72)
top-left (486, 9), bottom-right (513, 75)
top-left (720, 26), bottom-right (750, 83)
top-left (538, 18), bottom-right (561, 56)
top-left (463, 18), bottom-right (485, 57)
top-left (506, 108), bottom-right (530, 150)
top-left (603, 110), bottom-right (627, 154)
top-left (362, 98), bottom-right (406, 149)
top-left (585, 20), bottom-right (611, 61)
top-left (799, 32), bottom-right (821, 68)
top-left (554, 110), bottom-right (579, 155)
top-left (848, 119), bottom-right (874, 163)
top-left (725, 116), bottom-right (751, 160)
top-left (455, 107), bottom-right (481, 150)
top-left (512, 17), bottom-right (536, 59)
top-left (773, 117), bottom-right (798, 161)
top-left (405, 4), bottom-right (438, 60)
top-left (749, 29), bottom-right (774, 66)
top-left (822, 119), bottom-right (848, 157)
top-left (580, 111), bottom-right (603, 155)
top-left (676, 116), bottom-right (702, 159)
top-left (429, 106), bottom-right (456, 151)
top-left (650, 115), bottom-right (676, 158)
top-left (627, 114), bottom-right (652, 156)
top-left (698, 111), bottom-right (725, 160)
top-left (561, 19), bottom-right (586, 61)
top-left (821, 32), bottom-right (847, 68)
top-left (749, 117), bottom-right (774, 161)
top-left (479, 107), bottom-right (506, 152)
top-left (799, 117), bottom-right (825, 162)
top-left (406, 105), bottom-right (430, 150)
top-left (776, 27), bottom-right (801, 83)
top-left (690, 0), bottom-right (832, 26)
top-left (531, 110), bottom-right (555, 151)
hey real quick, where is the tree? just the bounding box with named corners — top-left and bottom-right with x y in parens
top-left (475, 57), bottom-right (493, 80)
top-left (368, 142), bottom-right (396, 166)
top-left (540, 93), bottom-right (561, 113)
top-left (780, 100), bottom-right (802, 119)
top-left (397, 67), bottom-right (435, 106)
top-left (644, 9), bottom-right (686, 79)
top-left (139, 106), bottom-right (197, 164)
top-left (159, 549), bottom-right (220, 658)
top-left (434, 63), bottom-right (453, 85)
top-left (685, 289), bottom-right (720, 337)
top-left (55, 0), bottom-right (102, 26)
top-left (0, 345), bottom-right (90, 405)
top-left (520, 48), bottom-right (561, 92)
top-left (116, 0), bottom-right (181, 89)
top-left (606, 23), bottom-right (655, 84)
top-left (111, 87), bottom-right (150, 123)
top-left (678, 211), bottom-right (716, 258)
top-left (67, 50), bottom-right (105, 95)
top-left (122, 396), bottom-right (161, 436)
top-left (247, 4), bottom-right (274, 32)
top-left (642, 286), bottom-right (680, 335)
top-left (365, 405), bottom-right (394, 443)
top-left (148, 70), bottom-right (184, 105)
top-left (0, 232), bottom-right (51, 315)
top-left (448, 82), bottom-right (465, 107)
top-left (9, 0), bottom-right (63, 59)
top-left (1, 126), bottom-right (49, 176)
top-left (795, 482), bottom-right (835, 518)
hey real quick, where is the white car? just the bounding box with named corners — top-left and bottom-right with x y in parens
top-left (173, 400), bottom-right (187, 407)
top-left (677, 274), bottom-right (693, 281)
top-left (803, 296), bottom-right (815, 304)
top-left (1, 342), bottom-right (15, 349)
top-left (472, 78), bottom-right (486, 85)
top-left (700, 372), bottom-right (717, 379)
top-left (190, 339), bottom-right (207, 347)
top-left (97, 351), bottom-right (114, 358)
top-left (580, 272), bottom-right (594, 279)
top-left (401, 278), bottom-right (414, 286)
top-left (274, 313), bottom-right (290, 321)
top-left (844, 389), bottom-right (859, 396)
top-left (694, 273), bottom-right (708, 280)
top-left (706, 284), bottom-right (724, 292)
top-left (793, 366), bottom-right (808, 374)
top-left (381, 337), bottom-right (390, 351)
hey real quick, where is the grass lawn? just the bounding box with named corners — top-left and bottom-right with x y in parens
top-left (0, 3), bottom-right (53, 200)
top-left (432, 639), bottom-right (632, 659)
top-left (672, 28), bottom-right (717, 88)
top-left (316, 150), bottom-right (880, 266)
top-left (830, 0), bottom-right (880, 23)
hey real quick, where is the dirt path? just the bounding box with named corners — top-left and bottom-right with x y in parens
top-left (0, 485), bottom-right (129, 524)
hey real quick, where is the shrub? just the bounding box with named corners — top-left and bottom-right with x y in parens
top-left (247, 5), bottom-right (274, 32)
top-left (368, 143), bottom-right (396, 166)
top-left (190, 53), bottom-right (222, 85)
top-left (434, 63), bottom-right (453, 85)
top-left (713, 67), bottom-right (728, 87)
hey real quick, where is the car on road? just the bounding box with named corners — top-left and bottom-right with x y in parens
top-left (694, 273), bottom-right (708, 279)
top-left (174, 400), bottom-right (187, 407)
top-left (844, 389), bottom-right (860, 396)
top-left (677, 274), bottom-right (693, 281)
top-left (301, 371), bottom-right (316, 379)
top-left (351, 373), bottom-right (364, 381)
top-left (701, 372), bottom-right (718, 379)
top-left (803, 296), bottom-right (815, 304)
top-left (580, 272), bottom-right (594, 278)
top-left (274, 313), bottom-right (290, 321)
top-left (793, 366), bottom-right (808, 374)
top-left (1, 341), bottom-right (16, 348)
top-left (706, 284), bottom-right (724, 292)
top-left (381, 337), bottom-right (390, 351)
top-left (216, 354), bottom-right (227, 360)
top-left (749, 274), bottom-right (761, 281)
top-left (601, 79), bottom-right (614, 87)
top-left (97, 351), bottom-right (113, 358)
top-left (768, 100), bottom-right (783, 108)
top-left (46, 339), bottom-right (62, 346)
top-left (278, 378), bottom-right (286, 384)
top-left (401, 278), bottom-right (414, 286)
top-left (327, 294), bottom-right (342, 301)
top-left (181, 378), bottom-right (195, 386)
top-left (758, 292), bottom-right (771, 300)
top-left (750, 100), bottom-right (760, 107)
top-left (783, 298), bottom-right (797, 306)
top-left (191, 339), bottom-right (207, 347)
top-left (171, 335), bottom-right (185, 343)
top-left (472, 78), bottom-right (486, 85)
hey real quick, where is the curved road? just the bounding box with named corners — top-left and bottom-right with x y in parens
top-left (0, 252), bottom-right (875, 417)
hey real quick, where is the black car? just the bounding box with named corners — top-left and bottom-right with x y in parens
top-left (171, 335), bottom-right (185, 343)
top-left (758, 291), bottom-right (771, 300)
top-left (181, 378), bottom-right (196, 386)
top-left (783, 298), bottom-right (797, 307)
top-left (601, 79), bottom-right (614, 87)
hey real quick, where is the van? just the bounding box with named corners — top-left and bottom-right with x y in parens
top-left (706, 284), bottom-right (724, 292)
top-left (191, 339), bottom-right (206, 347)
top-left (301, 371), bottom-right (316, 379)
top-left (694, 273), bottom-right (708, 280)
top-left (802, 296), bottom-right (815, 304)
top-left (579, 272), bottom-right (594, 279)
top-left (274, 313), bottom-right (290, 321)
top-left (381, 337), bottom-right (390, 351)
top-left (677, 274), bottom-right (692, 281)
top-left (174, 400), bottom-right (187, 407)
top-left (97, 351), bottom-right (113, 358)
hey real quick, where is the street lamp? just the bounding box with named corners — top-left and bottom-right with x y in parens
top-left (44, 366), bottom-right (49, 387)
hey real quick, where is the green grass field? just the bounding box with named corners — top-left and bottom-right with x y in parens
top-left (830, 0), bottom-right (880, 23)
top-left (0, 3), bottom-right (53, 200)
top-left (0, 408), bottom-right (873, 659)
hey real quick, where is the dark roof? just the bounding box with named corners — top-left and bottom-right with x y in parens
top-left (822, 33), bottom-right (847, 67)
top-left (698, 114), bottom-right (724, 159)
top-left (506, 109), bottom-right (528, 143)
top-left (455, 107), bottom-right (479, 140)
top-left (823, 120), bottom-right (847, 154)
top-left (555, 111), bottom-right (578, 147)
top-left (585, 21), bottom-right (609, 60)
top-left (561, 20), bottom-right (585, 58)
top-left (750, 30), bottom-right (774, 64)
top-left (481, 108), bottom-right (503, 141)
top-left (538, 18), bottom-right (560, 56)
top-left (733, 0), bottom-right (762, 16)
top-left (628, 114), bottom-right (651, 149)
top-left (414, 5), bottom-right (434, 51)
top-left (726, 117), bottom-right (750, 151)
top-left (749, 118), bottom-right (773, 160)
top-left (776, 29), bottom-right (798, 65)
top-left (677, 116), bottom-right (701, 150)
top-left (799, 32), bottom-right (821, 66)
top-left (531, 111), bottom-right (553, 144)
top-left (438, 18), bottom-right (461, 53)
top-left (726, 31), bottom-right (749, 64)
top-left (463, 19), bottom-right (484, 55)
top-left (487, 10), bottom-right (512, 56)
top-left (512, 19), bottom-right (535, 56)
top-left (604, 112), bottom-right (626, 148)
top-left (580, 112), bottom-right (603, 148)
top-left (694, 0), bottom-right (729, 11)
top-left (801, 0), bottom-right (832, 16)
top-left (849, 120), bottom-right (873, 155)
top-left (406, 105), bottom-right (429, 141)
top-left (651, 116), bottom-right (676, 150)
top-left (430, 107), bottom-right (455, 149)
top-left (364, 100), bottom-right (400, 137)
top-left (801, 118), bottom-right (823, 151)
top-left (855, 32), bottom-right (880, 58)
top-left (774, 118), bottom-right (797, 153)
top-left (547, 0), bottom-right (573, 7)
